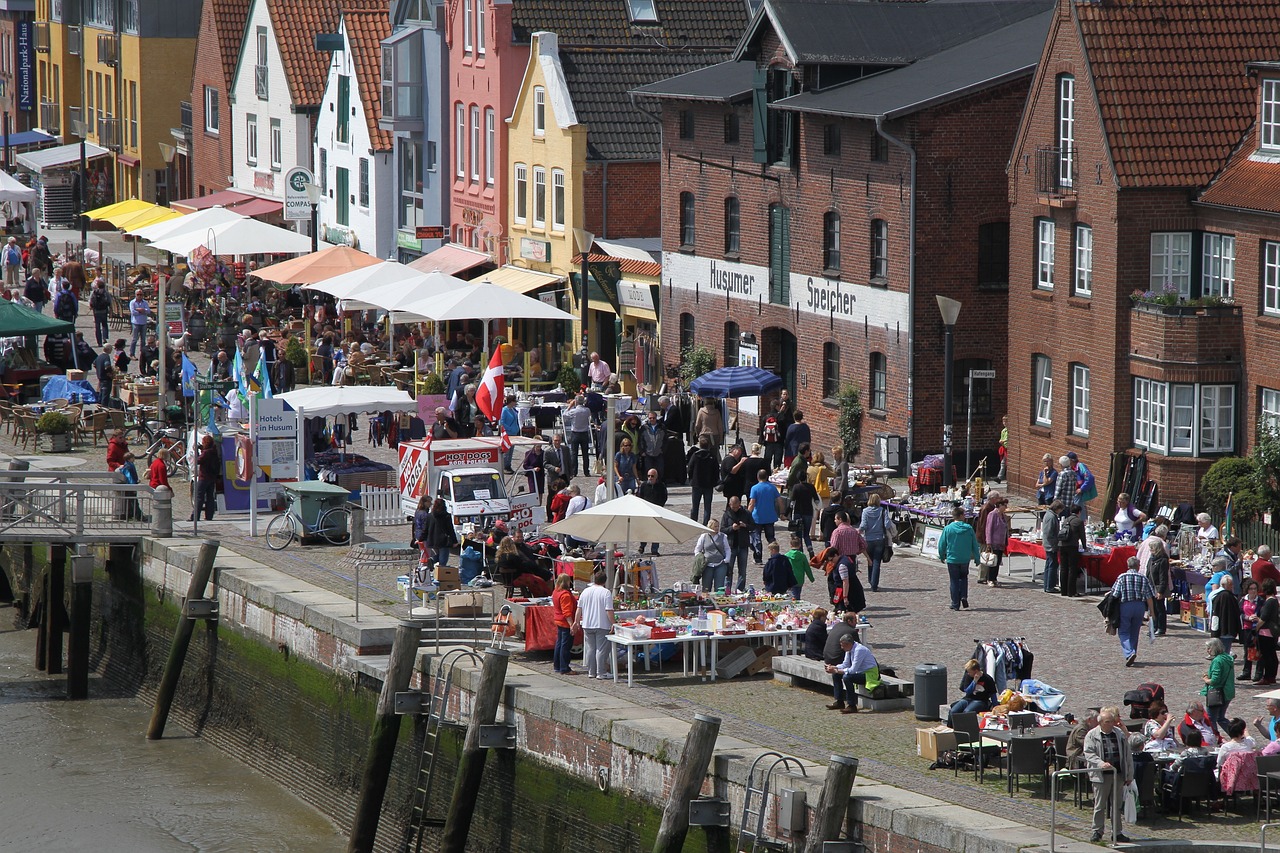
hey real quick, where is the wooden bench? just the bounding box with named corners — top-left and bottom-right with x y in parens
top-left (771, 654), bottom-right (914, 712)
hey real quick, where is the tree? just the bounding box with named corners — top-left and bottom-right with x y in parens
top-left (679, 345), bottom-right (715, 386)
top-left (836, 383), bottom-right (864, 461)
top-left (1199, 456), bottom-right (1266, 522)
top-left (1253, 423), bottom-right (1280, 515)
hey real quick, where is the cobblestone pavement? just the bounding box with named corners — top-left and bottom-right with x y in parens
top-left (20, 226), bottom-right (1270, 843)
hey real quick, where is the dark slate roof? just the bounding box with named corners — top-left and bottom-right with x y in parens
top-left (773, 10), bottom-right (1050, 118)
top-left (631, 59), bottom-right (755, 102)
top-left (737, 0), bottom-right (1051, 64)
top-left (561, 49), bottom-right (735, 160)
top-left (512, 0), bottom-right (749, 48)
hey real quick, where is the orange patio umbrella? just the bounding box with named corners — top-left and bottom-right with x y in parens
top-left (252, 244), bottom-right (381, 285)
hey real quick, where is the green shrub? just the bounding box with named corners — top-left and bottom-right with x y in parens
top-left (556, 362), bottom-right (582, 393)
top-left (1200, 456), bottom-right (1266, 522)
top-left (419, 371), bottom-right (446, 395)
top-left (35, 411), bottom-right (71, 435)
top-left (836, 384), bottom-right (864, 461)
top-left (283, 336), bottom-right (308, 369)
top-left (679, 344), bottom-right (716, 385)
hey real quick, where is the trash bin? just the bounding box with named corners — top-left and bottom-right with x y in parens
top-left (914, 663), bottom-right (948, 721)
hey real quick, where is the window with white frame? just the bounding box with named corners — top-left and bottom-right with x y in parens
top-left (1058, 74), bottom-right (1074, 187)
top-left (469, 106), bottom-right (479, 181)
top-left (1134, 379), bottom-right (1235, 455)
top-left (476, 0), bottom-right (485, 54)
top-left (1032, 355), bottom-right (1052, 426)
top-left (534, 87), bottom-right (545, 136)
top-left (1266, 241), bottom-right (1280, 316)
top-left (1036, 218), bottom-right (1054, 290)
top-left (551, 168), bottom-right (565, 231)
top-left (1262, 387), bottom-right (1280, 433)
top-left (463, 0), bottom-right (473, 53)
top-left (1071, 363), bottom-right (1090, 435)
top-left (398, 140), bottom-right (423, 230)
top-left (203, 86), bottom-right (219, 134)
top-left (1263, 79), bottom-right (1280, 151)
top-left (1073, 223), bottom-right (1092, 296)
top-left (246, 114), bottom-right (258, 165)
top-left (454, 103), bottom-right (465, 178)
top-left (869, 218), bottom-right (887, 281)
top-left (513, 163), bottom-right (527, 223)
top-left (269, 119), bottom-right (281, 170)
top-left (1202, 233), bottom-right (1235, 298)
top-left (1150, 232), bottom-right (1192, 298)
top-left (484, 108), bottom-right (494, 185)
top-left (532, 166), bottom-right (546, 227)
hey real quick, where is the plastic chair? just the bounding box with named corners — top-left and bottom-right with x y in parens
top-left (1256, 753), bottom-right (1280, 820)
top-left (1005, 735), bottom-right (1050, 797)
top-left (1162, 761), bottom-right (1217, 821)
top-left (951, 712), bottom-right (1001, 781)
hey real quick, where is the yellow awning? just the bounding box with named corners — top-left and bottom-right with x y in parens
top-left (84, 198), bottom-right (152, 222)
top-left (113, 205), bottom-right (181, 232)
top-left (479, 265), bottom-right (563, 295)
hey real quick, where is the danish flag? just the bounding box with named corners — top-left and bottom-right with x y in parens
top-left (499, 426), bottom-right (512, 453)
top-left (474, 346), bottom-right (504, 423)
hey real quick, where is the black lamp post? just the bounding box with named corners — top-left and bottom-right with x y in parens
top-left (574, 227), bottom-right (594, 386)
top-left (937, 295), bottom-right (962, 488)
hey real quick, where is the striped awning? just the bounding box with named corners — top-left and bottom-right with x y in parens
top-left (479, 265), bottom-right (563, 295)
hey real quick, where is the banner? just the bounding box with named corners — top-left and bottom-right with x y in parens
top-left (16, 22), bottom-right (32, 112)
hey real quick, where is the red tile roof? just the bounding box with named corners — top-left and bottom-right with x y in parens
top-left (209, 0), bottom-right (252, 89)
top-left (342, 9), bottom-right (393, 152)
top-left (1198, 134), bottom-right (1280, 214)
top-left (1074, 0), bottom-right (1280, 188)
top-left (265, 0), bottom-right (344, 107)
top-left (572, 252), bottom-right (662, 277)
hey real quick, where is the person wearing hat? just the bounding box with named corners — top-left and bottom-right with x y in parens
top-left (2, 236), bottom-right (21, 288)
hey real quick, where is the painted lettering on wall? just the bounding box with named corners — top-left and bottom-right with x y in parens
top-left (805, 277), bottom-right (857, 315)
top-left (708, 260), bottom-right (756, 296)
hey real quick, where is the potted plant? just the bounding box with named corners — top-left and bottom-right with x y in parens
top-left (35, 411), bottom-right (73, 453)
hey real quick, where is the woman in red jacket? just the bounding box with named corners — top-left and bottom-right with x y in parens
top-left (148, 447), bottom-right (171, 490)
top-left (552, 573), bottom-right (578, 675)
top-left (106, 429), bottom-right (128, 471)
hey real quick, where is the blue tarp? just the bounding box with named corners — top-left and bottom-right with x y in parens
top-left (41, 376), bottom-right (97, 404)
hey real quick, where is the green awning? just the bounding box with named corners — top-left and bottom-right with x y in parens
top-left (0, 300), bottom-right (73, 336)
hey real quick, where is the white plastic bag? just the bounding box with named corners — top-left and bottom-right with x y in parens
top-left (1122, 779), bottom-right (1138, 824)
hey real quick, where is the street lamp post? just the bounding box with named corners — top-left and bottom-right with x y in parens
top-left (574, 227), bottom-right (594, 387)
top-left (936, 295), bottom-right (962, 488)
top-left (305, 183), bottom-right (322, 253)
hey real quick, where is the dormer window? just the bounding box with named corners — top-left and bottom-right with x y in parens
top-left (627, 0), bottom-right (658, 24)
top-left (1263, 79), bottom-right (1280, 151)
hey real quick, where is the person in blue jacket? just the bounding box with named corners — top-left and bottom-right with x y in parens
top-left (937, 506), bottom-right (981, 611)
top-left (500, 394), bottom-right (521, 473)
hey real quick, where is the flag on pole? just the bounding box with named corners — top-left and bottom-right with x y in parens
top-left (499, 426), bottom-right (512, 454)
top-left (448, 388), bottom-right (460, 414)
top-left (233, 347), bottom-right (249, 402)
top-left (474, 347), bottom-right (504, 423)
top-left (1224, 491), bottom-right (1233, 540)
top-left (181, 354), bottom-right (198, 398)
top-left (254, 354), bottom-right (273, 399)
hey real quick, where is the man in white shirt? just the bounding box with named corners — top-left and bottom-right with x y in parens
top-left (563, 485), bottom-right (591, 549)
top-left (573, 570), bottom-right (614, 678)
top-left (588, 352), bottom-right (611, 387)
top-left (823, 634), bottom-right (877, 713)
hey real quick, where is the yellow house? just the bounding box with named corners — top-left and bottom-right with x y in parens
top-left (34, 0), bottom-right (82, 140)
top-left (502, 31), bottom-right (586, 360)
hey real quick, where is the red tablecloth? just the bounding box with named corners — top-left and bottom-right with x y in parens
top-left (1004, 539), bottom-right (1136, 585)
top-left (523, 604), bottom-right (583, 651)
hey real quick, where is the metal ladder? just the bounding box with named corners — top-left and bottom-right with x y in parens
top-left (407, 647), bottom-right (483, 853)
top-left (738, 752), bottom-right (808, 853)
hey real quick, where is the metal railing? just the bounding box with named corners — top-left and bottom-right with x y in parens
top-left (67, 25), bottom-right (81, 56)
top-left (0, 473), bottom-right (159, 539)
top-left (1261, 822), bottom-right (1280, 853)
top-left (1049, 766), bottom-right (1115, 849)
top-left (1035, 145), bottom-right (1077, 197)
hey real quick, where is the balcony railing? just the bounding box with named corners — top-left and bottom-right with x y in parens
top-left (97, 116), bottom-right (119, 150)
top-left (1035, 145), bottom-right (1077, 197)
top-left (39, 100), bottom-right (60, 135)
top-left (255, 64), bottom-right (269, 100)
top-left (96, 33), bottom-right (117, 66)
top-left (67, 25), bottom-right (81, 56)
top-left (33, 22), bottom-right (49, 53)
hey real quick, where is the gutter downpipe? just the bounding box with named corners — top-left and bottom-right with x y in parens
top-left (876, 115), bottom-right (917, 472)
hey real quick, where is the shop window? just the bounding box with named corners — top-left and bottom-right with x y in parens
top-left (679, 312), bottom-right (695, 354)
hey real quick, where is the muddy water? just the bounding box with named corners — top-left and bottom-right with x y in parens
top-left (0, 620), bottom-right (344, 852)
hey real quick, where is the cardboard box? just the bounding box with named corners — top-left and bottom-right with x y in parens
top-left (715, 646), bottom-right (759, 679)
top-left (445, 591), bottom-right (484, 617)
top-left (436, 580), bottom-right (461, 592)
top-left (1191, 615), bottom-right (1208, 633)
top-left (434, 565), bottom-right (459, 582)
top-left (916, 727), bottom-right (960, 761)
top-left (65, 369), bottom-right (85, 381)
top-left (1180, 609), bottom-right (1192, 624)
top-left (744, 646), bottom-right (776, 676)
top-left (1192, 601), bottom-right (1206, 618)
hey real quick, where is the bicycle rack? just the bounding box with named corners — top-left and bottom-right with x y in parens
top-left (739, 752), bottom-right (808, 853)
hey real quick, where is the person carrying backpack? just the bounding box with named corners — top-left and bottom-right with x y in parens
top-left (2, 236), bottom-right (21, 288)
top-left (760, 406), bottom-right (784, 470)
top-left (88, 279), bottom-right (111, 345)
top-left (53, 281), bottom-right (77, 323)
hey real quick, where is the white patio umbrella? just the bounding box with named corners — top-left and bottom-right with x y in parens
top-left (131, 205), bottom-right (243, 241)
top-left (306, 261), bottom-right (433, 308)
top-left (276, 385), bottom-right (417, 419)
top-left (397, 280), bottom-right (576, 354)
top-left (150, 216), bottom-right (322, 256)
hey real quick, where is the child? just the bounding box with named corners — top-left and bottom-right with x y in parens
top-left (119, 451), bottom-right (142, 520)
top-left (762, 541), bottom-right (796, 595)
top-left (785, 535), bottom-right (814, 601)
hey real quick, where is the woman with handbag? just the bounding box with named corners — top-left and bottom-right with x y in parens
top-left (859, 493), bottom-right (896, 593)
top-left (694, 519), bottom-right (731, 593)
top-left (1257, 579), bottom-right (1280, 686)
top-left (1202, 637), bottom-right (1236, 735)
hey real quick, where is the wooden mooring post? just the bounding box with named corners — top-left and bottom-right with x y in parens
top-left (66, 546), bottom-right (94, 700)
top-left (44, 544), bottom-right (66, 674)
top-left (346, 620), bottom-right (423, 853)
top-left (801, 755), bottom-right (860, 853)
top-left (441, 647), bottom-right (510, 853)
top-left (653, 714), bottom-right (722, 853)
top-left (147, 540), bottom-right (219, 740)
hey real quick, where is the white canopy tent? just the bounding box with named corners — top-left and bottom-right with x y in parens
top-left (0, 170), bottom-right (36, 227)
top-left (130, 205), bottom-right (243, 241)
top-left (150, 215), bottom-right (321, 256)
top-left (305, 261), bottom-right (437, 309)
top-left (276, 385), bottom-right (416, 419)
top-left (396, 280), bottom-right (577, 354)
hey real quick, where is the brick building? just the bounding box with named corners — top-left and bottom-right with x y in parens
top-left (637, 0), bottom-right (1051, 468)
top-left (1006, 0), bottom-right (1280, 512)
top-left (188, 0), bottom-right (249, 197)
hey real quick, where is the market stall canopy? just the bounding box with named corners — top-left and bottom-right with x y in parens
top-left (346, 268), bottom-right (468, 315)
top-left (689, 366), bottom-right (784, 398)
top-left (16, 141), bottom-right (110, 173)
top-left (254, 245), bottom-right (382, 285)
top-left (112, 205), bottom-right (182, 232)
top-left (0, 299), bottom-right (73, 336)
top-left (85, 199), bottom-right (179, 231)
top-left (84, 198), bottom-right (152, 222)
top-left (0, 129), bottom-right (55, 149)
top-left (0, 170), bottom-right (36, 204)
top-left (276, 385), bottom-right (416, 419)
top-left (398, 281), bottom-right (575, 323)
top-left (407, 244), bottom-right (493, 277)
top-left (130, 206), bottom-right (242, 241)
top-left (305, 261), bottom-right (459, 313)
top-left (544, 493), bottom-right (711, 544)
top-left (149, 216), bottom-right (322, 256)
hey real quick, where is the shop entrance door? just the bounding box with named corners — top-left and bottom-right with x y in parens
top-left (777, 329), bottom-right (797, 397)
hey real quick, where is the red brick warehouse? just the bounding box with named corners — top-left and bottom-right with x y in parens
top-left (635, 0), bottom-right (1052, 468)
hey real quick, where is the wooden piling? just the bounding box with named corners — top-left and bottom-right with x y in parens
top-left (653, 714), bottom-right (722, 853)
top-left (440, 647), bottom-right (511, 853)
top-left (800, 755), bottom-right (860, 853)
top-left (45, 544), bottom-right (65, 674)
top-left (147, 540), bottom-right (219, 740)
top-left (66, 548), bottom-right (93, 700)
top-left (346, 620), bottom-right (423, 853)
top-left (34, 558), bottom-right (46, 670)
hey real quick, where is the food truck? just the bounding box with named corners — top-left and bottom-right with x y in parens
top-left (397, 436), bottom-right (543, 532)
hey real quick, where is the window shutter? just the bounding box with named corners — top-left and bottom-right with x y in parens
top-left (752, 68), bottom-right (768, 164)
top-left (780, 206), bottom-right (791, 302)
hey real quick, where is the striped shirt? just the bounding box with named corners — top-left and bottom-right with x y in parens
top-left (1111, 569), bottom-right (1154, 603)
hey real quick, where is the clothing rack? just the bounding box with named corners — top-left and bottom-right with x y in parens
top-left (973, 636), bottom-right (1027, 643)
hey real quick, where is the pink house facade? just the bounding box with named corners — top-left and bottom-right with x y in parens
top-left (446, 0), bottom-right (527, 262)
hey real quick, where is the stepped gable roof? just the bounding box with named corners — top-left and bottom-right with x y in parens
top-left (342, 9), bottom-right (394, 151)
top-left (511, 0), bottom-right (748, 47)
top-left (1074, 0), bottom-right (1280, 188)
top-left (562, 48), bottom-right (735, 160)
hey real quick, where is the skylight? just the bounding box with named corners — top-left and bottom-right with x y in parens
top-left (627, 0), bottom-right (659, 24)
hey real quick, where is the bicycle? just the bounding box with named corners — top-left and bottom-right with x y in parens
top-left (143, 430), bottom-right (190, 478)
top-left (121, 402), bottom-right (162, 446)
top-left (265, 491), bottom-right (352, 550)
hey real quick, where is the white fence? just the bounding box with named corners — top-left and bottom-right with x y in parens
top-left (360, 486), bottom-right (403, 526)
